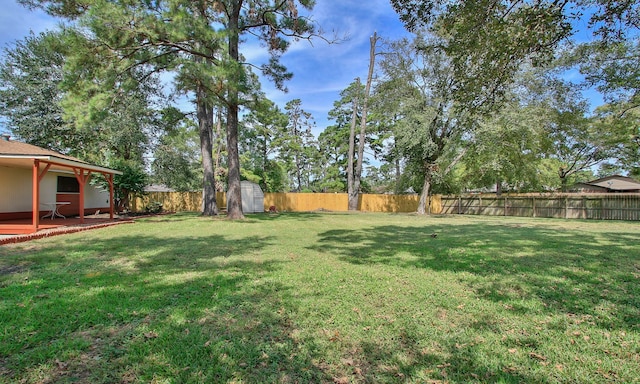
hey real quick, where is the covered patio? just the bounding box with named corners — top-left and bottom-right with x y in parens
top-left (1, 215), bottom-right (126, 230)
top-left (0, 214), bottom-right (134, 245)
top-left (0, 137), bottom-right (123, 235)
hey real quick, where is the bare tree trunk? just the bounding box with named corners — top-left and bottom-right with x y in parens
top-left (226, 103), bottom-right (243, 218)
top-left (295, 155), bottom-right (302, 191)
top-left (294, 123), bottom-right (302, 191)
top-left (213, 108), bottom-right (225, 192)
top-left (196, 84), bottom-right (218, 216)
top-left (417, 162), bottom-right (434, 215)
top-left (192, 4), bottom-right (218, 216)
top-left (350, 32), bottom-right (378, 211)
top-left (558, 166), bottom-right (570, 192)
top-left (225, 3), bottom-right (244, 219)
top-left (394, 153), bottom-right (401, 193)
top-left (560, 176), bottom-right (568, 192)
top-left (347, 90), bottom-right (359, 210)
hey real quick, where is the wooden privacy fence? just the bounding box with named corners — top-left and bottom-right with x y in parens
top-left (264, 192), bottom-right (347, 212)
top-left (360, 193), bottom-right (442, 213)
top-left (441, 193), bottom-right (640, 221)
top-left (131, 192), bottom-right (226, 213)
top-left (131, 192), bottom-right (442, 214)
top-left (131, 191), bottom-right (640, 220)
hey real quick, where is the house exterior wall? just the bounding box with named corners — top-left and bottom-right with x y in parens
top-left (0, 166), bottom-right (110, 215)
top-left (85, 178), bottom-right (111, 208)
top-left (0, 165), bottom-right (40, 212)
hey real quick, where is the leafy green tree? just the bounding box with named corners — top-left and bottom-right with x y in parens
top-left (464, 70), bottom-right (613, 193)
top-left (20, 0), bottom-right (320, 219)
top-left (592, 103), bottom-right (640, 177)
top-left (533, 157), bottom-right (594, 190)
top-left (389, 0), bottom-right (638, 96)
top-left (239, 97), bottom-right (289, 192)
top-left (462, 102), bottom-right (546, 193)
top-left (525, 78), bottom-right (612, 191)
top-left (316, 124), bottom-right (349, 192)
top-left (368, 72), bottom-right (406, 195)
top-left (390, 0), bottom-right (573, 113)
top-left (376, 36), bottom-right (469, 214)
top-left (108, 158), bottom-right (148, 212)
top-left (389, 2), bottom-right (639, 197)
top-left (321, 81), bottom-right (365, 193)
top-left (51, 31), bottom-right (160, 196)
top-left (390, 1), bottom-right (638, 171)
top-left (282, 99), bottom-right (318, 192)
top-left (0, 31), bottom-right (79, 152)
top-left (457, 68), bottom-right (563, 193)
top-left (547, 6), bottom-right (639, 183)
top-left (62, 75), bottom-right (156, 167)
top-left (63, 1), bottom-right (227, 216)
top-left (573, 40), bottom-right (639, 108)
top-left (569, 40), bottom-right (639, 178)
top-left (546, 108), bottom-right (606, 191)
top-left (152, 108), bottom-right (203, 192)
top-left (362, 164), bottom-right (399, 194)
top-left (1, 28), bottom-right (155, 199)
top-left (263, 160), bottom-right (289, 192)
top-left (320, 78), bottom-right (386, 194)
top-left (213, 0), bottom-right (318, 217)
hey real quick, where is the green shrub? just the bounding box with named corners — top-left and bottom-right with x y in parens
top-left (144, 201), bottom-right (163, 214)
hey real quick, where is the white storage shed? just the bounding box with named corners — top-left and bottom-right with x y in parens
top-left (236, 181), bottom-right (264, 213)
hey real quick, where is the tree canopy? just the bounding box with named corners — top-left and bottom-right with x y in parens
top-left (2, 0), bottom-right (638, 216)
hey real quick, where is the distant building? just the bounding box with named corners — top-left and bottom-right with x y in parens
top-left (144, 184), bottom-right (175, 193)
top-left (572, 175), bottom-right (640, 193)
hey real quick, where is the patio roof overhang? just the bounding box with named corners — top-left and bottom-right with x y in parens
top-left (0, 154), bottom-right (123, 175)
top-left (0, 152), bottom-right (122, 235)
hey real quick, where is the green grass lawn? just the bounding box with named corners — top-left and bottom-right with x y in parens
top-left (1, 213), bottom-right (638, 383)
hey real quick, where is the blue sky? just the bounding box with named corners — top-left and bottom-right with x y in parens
top-left (0, 0), bottom-right (411, 136)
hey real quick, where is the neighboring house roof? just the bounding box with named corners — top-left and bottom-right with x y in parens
top-left (573, 175), bottom-right (640, 192)
top-left (145, 184), bottom-right (175, 192)
top-left (571, 183), bottom-right (608, 193)
top-left (0, 136), bottom-right (122, 175)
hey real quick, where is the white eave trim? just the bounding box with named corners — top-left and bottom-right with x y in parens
top-left (0, 154), bottom-right (123, 175)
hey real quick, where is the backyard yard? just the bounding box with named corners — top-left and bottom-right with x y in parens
top-left (0, 212), bottom-right (638, 383)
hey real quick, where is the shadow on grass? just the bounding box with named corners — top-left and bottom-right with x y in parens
top-left (247, 212), bottom-right (335, 221)
top-left (308, 222), bottom-right (640, 332)
top-left (356, 325), bottom-right (552, 384)
top-left (0, 233), bottom-right (329, 383)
